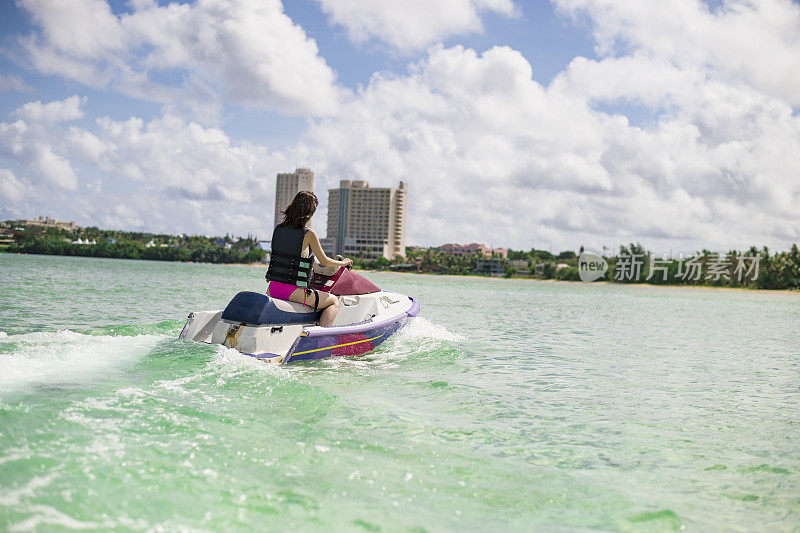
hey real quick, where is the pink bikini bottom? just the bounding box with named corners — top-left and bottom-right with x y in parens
top-left (267, 281), bottom-right (299, 300)
top-left (268, 281), bottom-right (319, 310)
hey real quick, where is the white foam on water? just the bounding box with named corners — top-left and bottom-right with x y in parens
top-left (0, 330), bottom-right (164, 394)
top-left (295, 317), bottom-right (463, 372)
top-left (363, 316), bottom-right (463, 366)
top-left (209, 344), bottom-right (293, 380)
top-left (8, 504), bottom-right (114, 532)
top-left (0, 474), bottom-right (55, 507)
top-left (153, 371), bottom-right (221, 404)
top-left (395, 316), bottom-right (463, 342)
top-left (0, 331), bottom-right (8, 338)
top-left (376, 316), bottom-right (463, 356)
top-left (149, 344), bottom-right (291, 401)
top-left (0, 448), bottom-right (32, 466)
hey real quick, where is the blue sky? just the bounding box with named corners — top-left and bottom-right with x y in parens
top-left (1, 0), bottom-right (799, 253)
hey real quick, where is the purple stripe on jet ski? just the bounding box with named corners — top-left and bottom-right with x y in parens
top-left (251, 352), bottom-right (283, 360)
top-left (287, 317), bottom-right (406, 362)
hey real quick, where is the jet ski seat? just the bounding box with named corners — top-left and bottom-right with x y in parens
top-left (221, 291), bottom-right (322, 326)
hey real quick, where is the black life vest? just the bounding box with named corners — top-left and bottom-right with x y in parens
top-left (265, 226), bottom-right (315, 288)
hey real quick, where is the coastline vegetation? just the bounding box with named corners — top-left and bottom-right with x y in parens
top-left (4, 220), bottom-right (798, 290)
top-left (1, 222), bottom-right (265, 264)
top-left (388, 243), bottom-right (800, 290)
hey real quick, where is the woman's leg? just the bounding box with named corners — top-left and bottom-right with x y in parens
top-left (316, 292), bottom-right (340, 327)
top-left (283, 288), bottom-right (340, 327)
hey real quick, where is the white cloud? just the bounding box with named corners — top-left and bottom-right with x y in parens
top-left (13, 95), bottom-right (86, 124)
top-left (21, 0), bottom-right (126, 57)
top-left (0, 96), bottom-right (297, 237)
top-left (303, 42), bottom-right (800, 251)
top-left (554, 0), bottom-right (800, 106)
top-left (316, 0), bottom-right (516, 52)
top-left (18, 0), bottom-right (343, 117)
top-left (0, 74), bottom-right (34, 93)
top-left (0, 169), bottom-right (30, 202)
top-left (0, 97), bottom-right (84, 190)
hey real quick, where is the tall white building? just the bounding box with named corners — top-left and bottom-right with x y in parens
top-left (322, 180), bottom-right (407, 261)
top-left (274, 168), bottom-right (314, 228)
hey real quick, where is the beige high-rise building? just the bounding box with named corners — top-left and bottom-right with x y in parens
top-left (322, 180), bottom-right (407, 261)
top-left (274, 168), bottom-right (314, 228)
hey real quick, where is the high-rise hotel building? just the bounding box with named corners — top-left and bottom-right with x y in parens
top-left (274, 168), bottom-right (314, 228)
top-left (322, 180), bottom-right (407, 260)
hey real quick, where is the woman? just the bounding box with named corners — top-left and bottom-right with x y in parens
top-left (266, 191), bottom-right (352, 327)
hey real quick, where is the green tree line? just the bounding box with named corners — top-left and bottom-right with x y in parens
top-left (2, 223), bottom-right (265, 264)
top-left (8, 238), bottom-right (265, 264)
top-left (394, 243), bottom-right (800, 290)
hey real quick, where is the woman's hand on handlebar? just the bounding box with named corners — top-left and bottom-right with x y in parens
top-left (343, 257), bottom-right (353, 269)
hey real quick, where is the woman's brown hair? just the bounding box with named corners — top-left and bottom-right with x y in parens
top-left (279, 191), bottom-right (318, 229)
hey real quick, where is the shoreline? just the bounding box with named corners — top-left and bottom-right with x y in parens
top-left (356, 268), bottom-right (800, 295)
top-left (6, 252), bottom-right (798, 294)
top-left (1, 250), bottom-right (265, 268)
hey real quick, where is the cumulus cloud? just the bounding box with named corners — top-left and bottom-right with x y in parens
top-left (13, 95), bottom-right (86, 124)
top-left (316, 0), bottom-right (517, 52)
top-left (0, 168), bottom-right (30, 202)
top-left (304, 40), bottom-right (800, 251)
top-left (0, 96), bottom-right (85, 190)
top-left (18, 0), bottom-right (343, 117)
top-left (554, 0), bottom-right (800, 106)
top-left (0, 96), bottom-right (297, 236)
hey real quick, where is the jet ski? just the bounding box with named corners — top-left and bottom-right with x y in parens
top-left (178, 263), bottom-right (419, 364)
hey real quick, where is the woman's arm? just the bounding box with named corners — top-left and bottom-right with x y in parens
top-left (305, 230), bottom-right (352, 268)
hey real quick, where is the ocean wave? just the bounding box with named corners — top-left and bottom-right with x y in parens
top-left (393, 316), bottom-right (463, 342)
top-left (0, 330), bottom-right (165, 395)
top-left (0, 473), bottom-right (56, 507)
top-left (296, 316), bottom-right (465, 372)
top-left (85, 320), bottom-right (184, 337)
top-left (145, 344), bottom-right (292, 403)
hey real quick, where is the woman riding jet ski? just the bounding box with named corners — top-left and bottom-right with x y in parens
top-left (178, 191), bottom-right (419, 364)
top-left (266, 191), bottom-right (351, 327)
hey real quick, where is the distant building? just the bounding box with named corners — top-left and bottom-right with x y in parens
top-left (389, 262), bottom-right (420, 272)
top-left (17, 216), bottom-right (77, 231)
top-left (257, 241), bottom-right (271, 263)
top-left (475, 258), bottom-right (505, 276)
top-left (322, 180), bottom-right (407, 260)
top-left (440, 243), bottom-right (484, 257)
top-left (0, 229), bottom-right (14, 245)
top-left (275, 168), bottom-right (314, 228)
top-left (508, 259), bottom-right (529, 270)
top-left (440, 243), bottom-right (508, 259)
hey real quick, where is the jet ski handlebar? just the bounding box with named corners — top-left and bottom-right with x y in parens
top-left (334, 255), bottom-right (353, 270)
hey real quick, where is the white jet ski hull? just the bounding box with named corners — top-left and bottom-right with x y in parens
top-left (179, 290), bottom-right (419, 364)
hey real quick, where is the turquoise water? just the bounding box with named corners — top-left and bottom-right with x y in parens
top-left (1, 254), bottom-right (798, 531)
